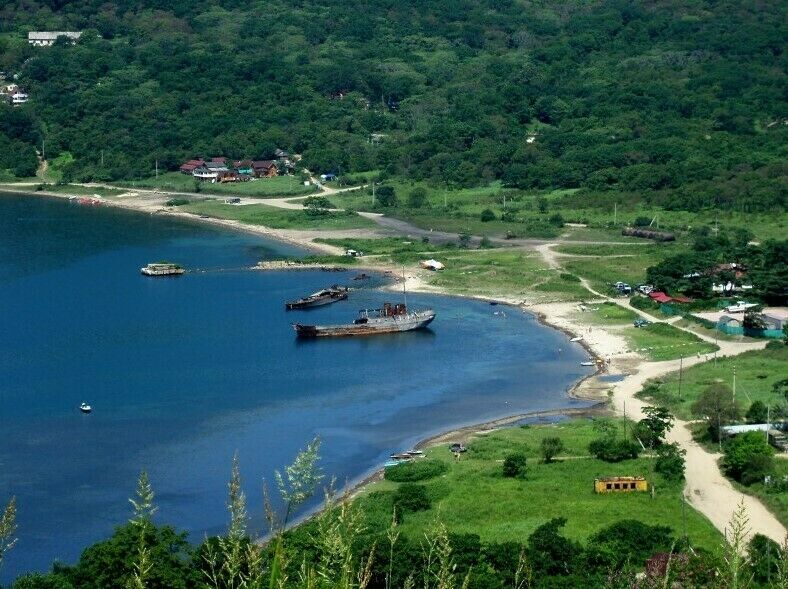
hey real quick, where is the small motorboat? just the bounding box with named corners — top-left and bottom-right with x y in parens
top-left (406, 450), bottom-right (424, 457)
top-left (580, 361), bottom-right (595, 367)
top-left (570, 336), bottom-right (583, 342)
top-left (390, 452), bottom-right (414, 461)
top-left (80, 402), bottom-right (92, 414)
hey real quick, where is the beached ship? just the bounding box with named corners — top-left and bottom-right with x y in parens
top-left (285, 286), bottom-right (349, 310)
top-left (293, 303), bottom-right (435, 337)
top-left (141, 262), bottom-right (185, 276)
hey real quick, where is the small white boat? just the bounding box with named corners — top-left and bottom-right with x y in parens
top-left (570, 336), bottom-right (583, 342)
top-left (80, 402), bottom-right (92, 413)
top-left (580, 361), bottom-right (595, 367)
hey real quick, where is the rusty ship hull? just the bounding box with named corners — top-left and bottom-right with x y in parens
top-left (294, 308), bottom-right (435, 338)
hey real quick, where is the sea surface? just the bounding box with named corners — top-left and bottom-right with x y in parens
top-left (0, 193), bottom-right (592, 582)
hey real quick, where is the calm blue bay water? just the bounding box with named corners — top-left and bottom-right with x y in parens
top-left (0, 193), bottom-right (592, 582)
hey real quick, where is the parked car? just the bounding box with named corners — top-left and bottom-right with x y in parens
top-left (633, 318), bottom-right (651, 328)
top-left (725, 301), bottom-right (758, 313)
top-left (637, 284), bottom-right (655, 294)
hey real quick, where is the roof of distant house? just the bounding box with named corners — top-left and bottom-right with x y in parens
top-left (252, 160), bottom-right (277, 169)
top-left (648, 292), bottom-right (672, 304)
top-left (28, 31), bottom-right (82, 41)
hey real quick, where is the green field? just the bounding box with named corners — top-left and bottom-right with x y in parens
top-left (404, 249), bottom-right (588, 302)
top-left (355, 419), bottom-right (721, 549)
top-left (42, 184), bottom-right (125, 198)
top-left (623, 322), bottom-right (719, 361)
top-left (573, 302), bottom-right (639, 325)
top-left (313, 237), bottom-right (456, 256)
top-left (636, 346), bottom-right (788, 420)
top-left (116, 172), bottom-right (317, 197)
top-left (180, 199), bottom-right (376, 230)
top-left (559, 242), bottom-right (686, 294)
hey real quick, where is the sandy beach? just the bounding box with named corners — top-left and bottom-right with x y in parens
top-left (3, 183), bottom-right (785, 543)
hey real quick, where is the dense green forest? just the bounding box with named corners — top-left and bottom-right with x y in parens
top-left (0, 0), bottom-right (785, 213)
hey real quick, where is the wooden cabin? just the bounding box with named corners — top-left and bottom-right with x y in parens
top-left (594, 476), bottom-right (648, 494)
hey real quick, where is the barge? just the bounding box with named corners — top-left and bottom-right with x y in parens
top-left (141, 262), bottom-right (185, 276)
top-left (285, 286), bottom-right (349, 310)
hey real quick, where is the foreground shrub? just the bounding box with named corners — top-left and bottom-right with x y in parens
top-left (384, 459), bottom-right (448, 482)
top-left (393, 483), bottom-right (431, 513)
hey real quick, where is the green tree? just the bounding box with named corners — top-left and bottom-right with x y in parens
top-left (636, 406), bottom-right (674, 448)
top-left (745, 400), bottom-right (769, 424)
top-left (691, 382), bottom-right (742, 442)
top-left (654, 442), bottom-right (686, 481)
top-left (540, 437), bottom-right (564, 464)
top-left (527, 517), bottom-right (579, 575)
top-left (375, 186), bottom-right (398, 207)
top-left (502, 453), bottom-right (528, 478)
top-left (722, 431), bottom-right (774, 484)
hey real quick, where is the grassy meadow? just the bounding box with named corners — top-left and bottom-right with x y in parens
top-left (355, 419), bottom-right (721, 549)
top-left (116, 172), bottom-right (317, 197)
top-left (623, 323), bottom-right (719, 361)
top-left (180, 199), bottom-right (376, 230)
top-left (636, 346), bottom-right (788, 420)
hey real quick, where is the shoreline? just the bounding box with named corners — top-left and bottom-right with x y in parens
top-left (5, 184), bottom-right (783, 542)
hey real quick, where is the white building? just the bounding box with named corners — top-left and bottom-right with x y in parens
top-left (27, 31), bottom-right (82, 46)
top-left (11, 92), bottom-right (28, 106)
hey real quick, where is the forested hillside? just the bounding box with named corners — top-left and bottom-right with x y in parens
top-left (0, 0), bottom-right (785, 212)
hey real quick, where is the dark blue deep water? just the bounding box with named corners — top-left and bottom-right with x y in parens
top-left (0, 193), bottom-right (591, 582)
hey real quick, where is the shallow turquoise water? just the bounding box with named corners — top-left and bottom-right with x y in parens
top-left (0, 193), bottom-right (592, 582)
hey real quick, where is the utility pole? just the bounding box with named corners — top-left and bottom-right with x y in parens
top-left (155, 159), bottom-right (159, 179)
top-left (371, 182), bottom-right (375, 206)
top-left (101, 150), bottom-right (104, 167)
top-left (614, 202), bottom-right (617, 225)
top-left (678, 355), bottom-right (683, 400)
top-left (733, 366), bottom-right (736, 401)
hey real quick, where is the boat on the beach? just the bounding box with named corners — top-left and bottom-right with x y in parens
top-left (79, 402), bottom-right (92, 414)
top-left (141, 262), bottom-right (185, 276)
top-left (293, 303), bottom-right (435, 337)
top-left (285, 285), bottom-right (349, 310)
top-left (570, 336), bottom-right (583, 342)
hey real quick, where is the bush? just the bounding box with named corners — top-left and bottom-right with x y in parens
top-left (393, 483), bottom-right (431, 513)
top-left (480, 208), bottom-right (496, 222)
top-left (502, 453), bottom-right (527, 478)
top-left (634, 216), bottom-right (652, 227)
top-left (722, 431), bottom-right (774, 484)
top-left (588, 438), bottom-right (640, 462)
top-left (548, 213), bottom-right (564, 227)
top-left (407, 187), bottom-right (428, 208)
top-left (165, 198), bottom-right (190, 206)
top-left (630, 296), bottom-right (660, 312)
top-left (384, 459), bottom-right (448, 482)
